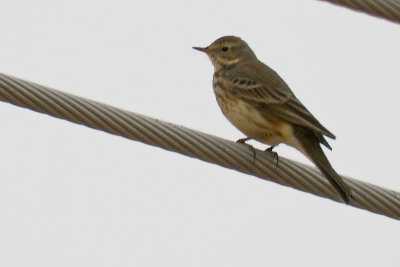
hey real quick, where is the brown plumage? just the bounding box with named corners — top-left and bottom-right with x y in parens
top-left (194, 36), bottom-right (352, 203)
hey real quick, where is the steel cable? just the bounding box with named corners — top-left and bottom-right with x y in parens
top-left (0, 73), bottom-right (399, 219)
top-left (318, 0), bottom-right (400, 24)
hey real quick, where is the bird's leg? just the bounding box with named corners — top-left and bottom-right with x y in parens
top-left (236, 137), bottom-right (252, 144)
top-left (265, 145), bottom-right (279, 168)
top-left (236, 137), bottom-right (256, 163)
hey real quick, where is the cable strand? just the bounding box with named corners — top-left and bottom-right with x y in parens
top-left (318, 0), bottom-right (400, 23)
top-left (0, 73), bottom-right (399, 220)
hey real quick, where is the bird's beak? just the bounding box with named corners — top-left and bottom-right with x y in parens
top-left (193, 46), bottom-right (208, 53)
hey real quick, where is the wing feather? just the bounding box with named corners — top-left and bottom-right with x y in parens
top-left (224, 60), bottom-right (336, 140)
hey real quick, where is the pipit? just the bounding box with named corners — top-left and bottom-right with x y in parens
top-left (194, 36), bottom-right (352, 203)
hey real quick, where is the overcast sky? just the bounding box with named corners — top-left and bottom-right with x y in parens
top-left (0, 0), bottom-right (399, 266)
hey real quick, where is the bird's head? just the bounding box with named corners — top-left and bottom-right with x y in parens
top-left (193, 36), bottom-right (257, 70)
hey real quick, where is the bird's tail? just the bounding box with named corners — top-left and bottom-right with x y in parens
top-left (294, 127), bottom-right (352, 203)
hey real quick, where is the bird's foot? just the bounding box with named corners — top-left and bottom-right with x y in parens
top-left (236, 137), bottom-right (256, 163)
top-left (265, 146), bottom-right (279, 168)
top-left (236, 137), bottom-right (252, 144)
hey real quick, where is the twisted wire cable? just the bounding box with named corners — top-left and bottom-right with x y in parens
top-left (0, 73), bottom-right (399, 220)
top-left (318, 0), bottom-right (400, 24)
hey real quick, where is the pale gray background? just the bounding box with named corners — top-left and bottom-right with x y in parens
top-left (0, 0), bottom-right (399, 266)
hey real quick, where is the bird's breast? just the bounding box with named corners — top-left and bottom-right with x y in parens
top-left (212, 80), bottom-right (291, 146)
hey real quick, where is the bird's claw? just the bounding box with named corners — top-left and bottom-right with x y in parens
top-left (236, 137), bottom-right (256, 163)
top-left (265, 146), bottom-right (279, 168)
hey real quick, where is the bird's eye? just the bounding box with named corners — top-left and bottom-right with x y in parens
top-left (221, 46), bottom-right (229, 52)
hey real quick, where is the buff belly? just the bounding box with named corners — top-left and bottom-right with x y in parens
top-left (214, 91), bottom-right (305, 154)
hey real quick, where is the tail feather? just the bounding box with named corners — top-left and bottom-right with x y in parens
top-left (293, 126), bottom-right (352, 203)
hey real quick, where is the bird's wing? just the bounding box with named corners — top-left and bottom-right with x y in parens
top-left (225, 60), bottom-right (336, 140)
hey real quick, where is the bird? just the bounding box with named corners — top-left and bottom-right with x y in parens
top-left (193, 36), bottom-right (352, 203)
